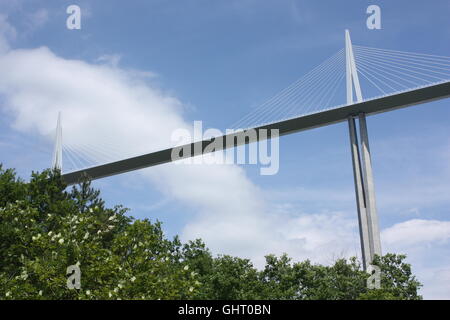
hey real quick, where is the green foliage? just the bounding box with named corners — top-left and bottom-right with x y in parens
top-left (359, 254), bottom-right (422, 300)
top-left (0, 164), bottom-right (422, 300)
top-left (0, 165), bottom-right (198, 299)
top-left (200, 255), bottom-right (264, 299)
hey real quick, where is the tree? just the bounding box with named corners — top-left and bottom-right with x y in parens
top-left (0, 164), bottom-right (422, 300)
top-left (0, 165), bottom-right (199, 299)
top-left (358, 254), bottom-right (422, 300)
top-left (259, 254), bottom-right (421, 300)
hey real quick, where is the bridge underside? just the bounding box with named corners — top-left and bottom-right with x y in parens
top-left (62, 81), bottom-right (450, 185)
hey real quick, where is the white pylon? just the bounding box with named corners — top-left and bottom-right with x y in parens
top-left (51, 112), bottom-right (63, 171)
top-left (345, 30), bottom-right (382, 271)
top-left (345, 29), bottom-right (363, 104)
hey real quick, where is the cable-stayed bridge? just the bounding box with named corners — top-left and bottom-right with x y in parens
top-left (49, 31), bottom-right (450, 270)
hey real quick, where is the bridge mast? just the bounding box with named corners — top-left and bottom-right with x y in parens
top-left (345, 30), bottom-right (382, 270)
top-left (52, 112), bottom-right (63, 171)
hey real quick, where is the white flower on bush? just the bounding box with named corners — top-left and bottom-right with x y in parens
top-left (20, 270), bottom-right (28, 280)
top-left (32, 233), bottom-right (41, 241)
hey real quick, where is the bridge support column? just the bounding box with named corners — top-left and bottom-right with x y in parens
top-left (345, 30), bottom-right (381, 270)
top-left (348, 113), bottom-right (382, 270)
top-left (358, 113), bottom-right (382, 261)
top-left (348, 116), bottom-right (371, 270)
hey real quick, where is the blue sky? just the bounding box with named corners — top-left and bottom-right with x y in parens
top-left (1, 0), bottom-right (450, 299)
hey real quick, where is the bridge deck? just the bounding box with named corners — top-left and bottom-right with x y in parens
top-left (62, 81), bottom-right (450, 185)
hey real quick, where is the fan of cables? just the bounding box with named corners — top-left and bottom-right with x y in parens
top-left (230, 45), bottom-right (450, 131)
top-left (354, 45), bottom-right (450, 97)
top-left (230, 48), bottom-right (347, 130)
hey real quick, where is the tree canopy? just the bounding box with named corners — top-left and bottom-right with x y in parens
top-left (0, 164), bottom-right (422, 300)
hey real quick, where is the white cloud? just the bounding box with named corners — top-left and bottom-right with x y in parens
top-left (382, 219), bottom-right (450, 299)
top-left (420, 267), bottom-right (450, 300)
top-left (382, 219), bottom-right (450, 247)
top-left (0, 46), bottom-right (187, 154)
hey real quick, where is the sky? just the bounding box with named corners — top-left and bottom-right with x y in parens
top-left (0, 0), bottom-right (449, 299)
